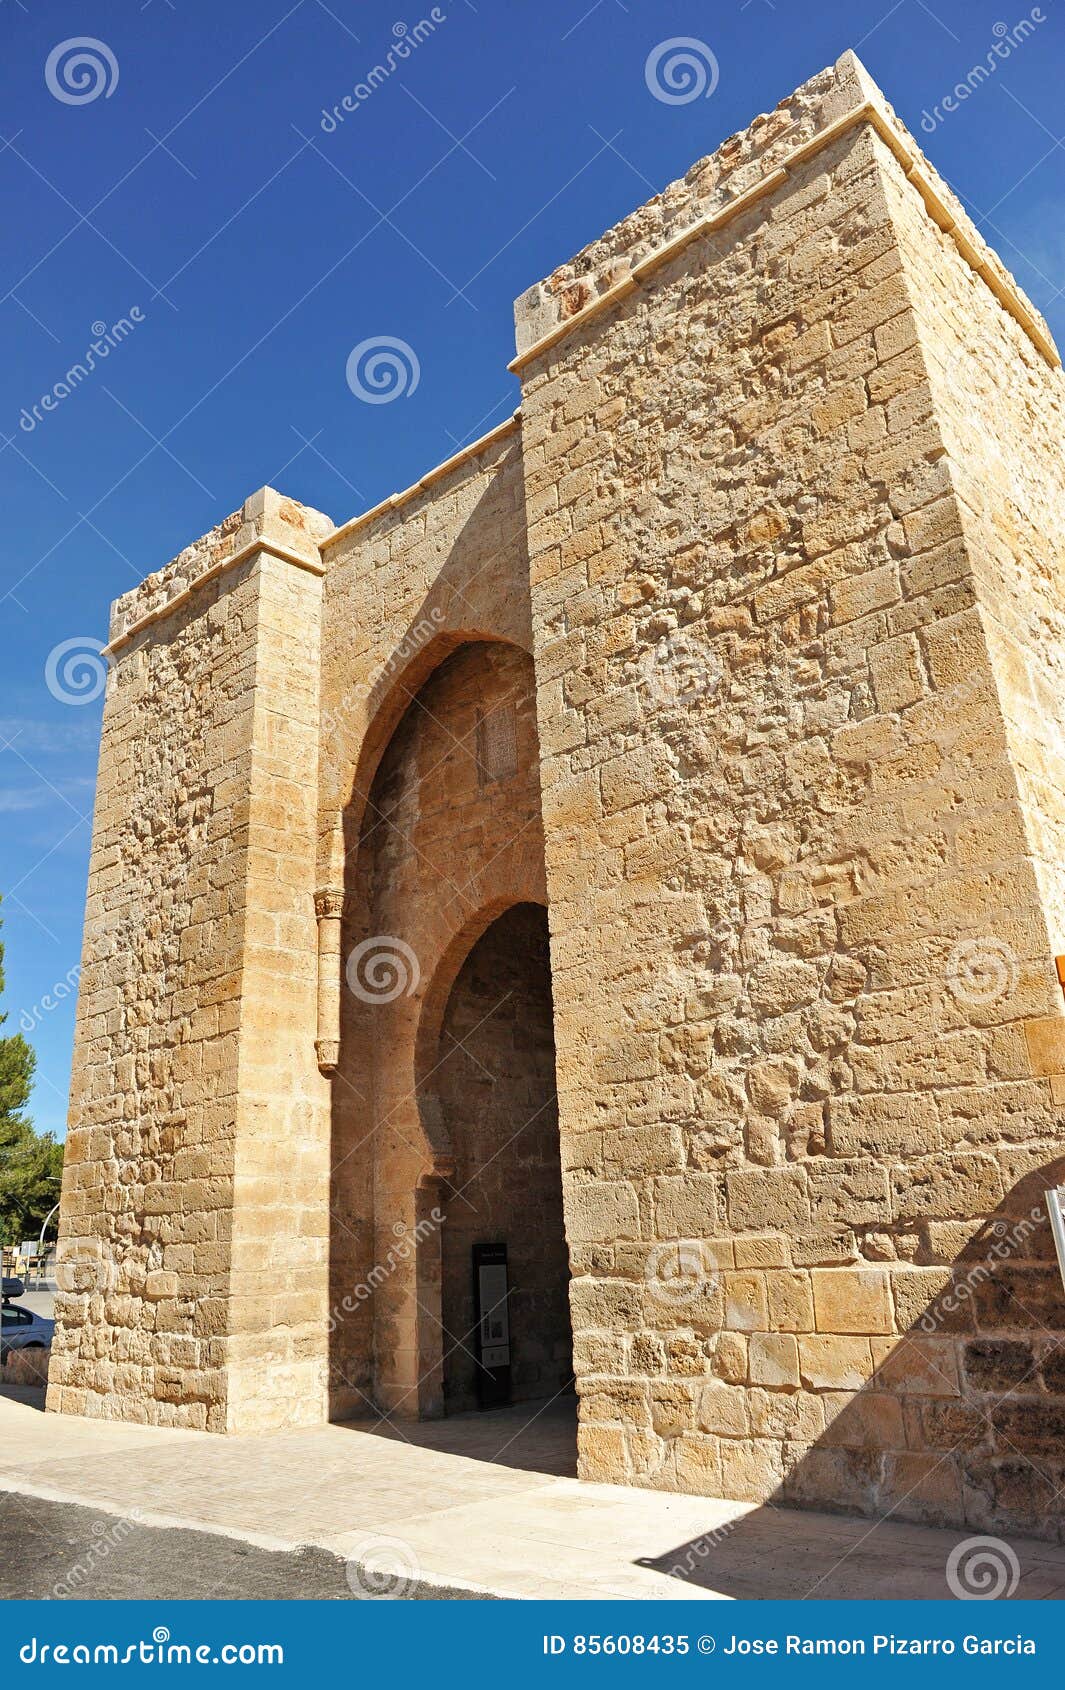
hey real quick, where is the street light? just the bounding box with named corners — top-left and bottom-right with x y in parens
top-left (37, 1200), bottom-right (60, 1253)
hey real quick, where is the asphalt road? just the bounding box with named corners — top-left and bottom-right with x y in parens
top-left (1, 1490), bottom-right (368, 1600)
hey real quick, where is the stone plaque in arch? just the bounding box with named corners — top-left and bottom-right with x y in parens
top-left (476, 700), bottom-right (517, 785)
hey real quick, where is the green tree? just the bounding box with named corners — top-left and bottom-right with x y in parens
top-left (0, 897), bottom-right (63, 1246)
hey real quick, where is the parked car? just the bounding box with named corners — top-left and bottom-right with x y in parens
top-left (1, 1282), bottom-right (54, 1363)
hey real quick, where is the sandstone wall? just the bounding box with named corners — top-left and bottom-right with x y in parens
top-left (317, 419), bottom-right (529, 891)
top-left (871, 131), bottom-right (1065, 1532)
top-left (48, 490), bottom-right (332, 1432)
top-left (317, 431), bottom-right (549, 1418)
top-left (514, 55), bottom-right (1065, 1534)
top-left (879, 154), bottom-right (1065, 956)
top-left (50, 47), bottom-right (1065, 1539)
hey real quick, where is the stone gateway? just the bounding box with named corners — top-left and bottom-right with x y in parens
top-left (50, 52), bottom-right (1065, 1543)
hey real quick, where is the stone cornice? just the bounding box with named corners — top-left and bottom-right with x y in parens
top-left (103, 486), bottom-right (333, 658)
top-left (508, 100), bottom-right (1059, 376)
top-left (322, 412), bottom-right (522, 553)
top-left (103, 537), bottom-right (327, 657)
top-left (98, 55), bottom-right (1059, 657)
top-left (102, 412), bottom-right (525, 654)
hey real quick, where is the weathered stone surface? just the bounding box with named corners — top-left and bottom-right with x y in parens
top-left (50, 50), bottom-right (1065, 1539)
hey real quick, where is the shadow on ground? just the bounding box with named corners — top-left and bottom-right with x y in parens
top-left (341, 1390), bottom-right (578, 1477)
top-left (635, 1504), bottom-right (1065, 1600)
top-left (0, 1492), bottom-right (484, 1601)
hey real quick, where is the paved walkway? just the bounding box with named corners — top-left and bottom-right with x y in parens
top-left (3, 1390), bottom-right (1065, 1600)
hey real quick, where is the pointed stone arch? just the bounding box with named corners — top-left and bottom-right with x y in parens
top-left (325, 634), bottom-right (553, 1421)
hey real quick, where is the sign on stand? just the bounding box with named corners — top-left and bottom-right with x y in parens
top-left (473, 1240), bottom-right (511, 1409)
top-left (1045, 1187), bottom-right (1065, 1293)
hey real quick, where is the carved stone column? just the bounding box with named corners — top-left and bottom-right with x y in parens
top-left (314, 888), bottom-right (345, 1073)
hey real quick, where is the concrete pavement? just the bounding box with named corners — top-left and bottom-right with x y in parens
top-left (3, 1390), bottom-right (1065, 1601)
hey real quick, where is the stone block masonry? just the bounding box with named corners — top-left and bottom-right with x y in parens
top-left (50, 51), bottom-right (1065, 1539)
top-left (48, 490), bottom-right (334, 1432)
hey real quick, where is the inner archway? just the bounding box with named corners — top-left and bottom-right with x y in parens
top-left (435, 902), bottom-right (573, 1415)
top-left (330, 634), bottom-right (565, 1427)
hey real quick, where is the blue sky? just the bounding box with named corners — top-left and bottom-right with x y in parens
top-left (1, 0), bottom-right (1063, 1137)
